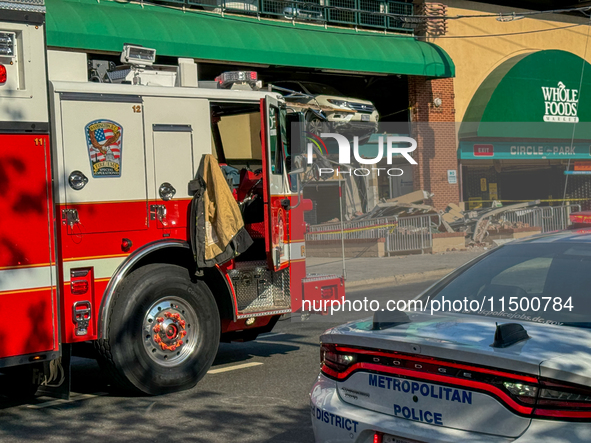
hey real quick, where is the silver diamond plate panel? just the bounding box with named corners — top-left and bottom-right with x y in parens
top-left (233, 266), bottom-right (290, 313)
top-left (233, 260), bottom-right (267, 272)
top-left (0, 0), bottom-right (45, 12)
top-left (302, 274), bottom-right (340, 283)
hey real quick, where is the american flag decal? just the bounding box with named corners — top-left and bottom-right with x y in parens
top-left (85, 119), bottom-right (123, 178)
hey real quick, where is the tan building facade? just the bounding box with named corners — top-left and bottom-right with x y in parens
top-left (409, 1), bottom-right (591, 209)
top-left (432, 0), bottom-right (591, 123)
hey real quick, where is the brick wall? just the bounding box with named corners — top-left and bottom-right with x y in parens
top-left (408, 76), bottom-right (459, 209)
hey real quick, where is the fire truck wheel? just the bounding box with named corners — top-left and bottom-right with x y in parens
top-left (97, 263), bottom-right (220, 395)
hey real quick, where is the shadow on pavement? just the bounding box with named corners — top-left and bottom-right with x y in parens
top-left (0, 340), bottom-right (315, 442)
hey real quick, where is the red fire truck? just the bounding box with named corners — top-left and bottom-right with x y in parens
top-left (0, 0), bottom-right (343, 396)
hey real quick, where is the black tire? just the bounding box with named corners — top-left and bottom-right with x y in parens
top-left (96, 264), bottom-right (220, 395)
top-left (306, 112), bottom-right (331, 137)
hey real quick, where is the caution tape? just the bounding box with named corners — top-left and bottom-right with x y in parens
top-left (469, 198), bottom-right (590, 203)
top-left (308, 223), bottom-right (399, 236)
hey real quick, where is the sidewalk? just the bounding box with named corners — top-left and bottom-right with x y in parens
top-left (306, 248), bottom-right (488, 289)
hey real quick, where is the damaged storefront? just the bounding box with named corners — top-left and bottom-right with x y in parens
top-left (45, 0), bottom-right (455, 223)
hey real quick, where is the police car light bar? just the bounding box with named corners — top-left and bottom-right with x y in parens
top-left (120, 44), bottom-right (156, 66)
top-left (215, 71), bottom-right (258, 89)
top-left (0, 32), bottom-right (16, 58)
top-left (570, 211), bottom-right (591, 225)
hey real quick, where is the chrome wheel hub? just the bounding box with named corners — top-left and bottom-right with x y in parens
top-left (308, 119), bottom-right (323, 136)
top-left (143, 297), bottom-right (198, 366)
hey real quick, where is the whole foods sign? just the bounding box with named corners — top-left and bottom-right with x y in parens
top-left (459, 50), bottom-right (591, 141)
top-left (542, 81), bottom-right (579, 123)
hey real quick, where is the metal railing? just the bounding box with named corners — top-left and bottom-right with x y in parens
top-left (502, 205), bottom-right (582, 233)
top-left (384, 213), bottom-right (439, 254)
top-left (306, 205), bottom-right (582, 257)
top-left (171, 0), bottom-right (414, 33)
top-left (305, 217), bottom-right (398, 241)
top-left (305, 213), bottom-right (439, 254)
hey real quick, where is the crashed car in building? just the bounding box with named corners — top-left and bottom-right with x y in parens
top-left (311, 212), bottom-right (591, 443)
top-left (272, 81), bottom-right (379, 140)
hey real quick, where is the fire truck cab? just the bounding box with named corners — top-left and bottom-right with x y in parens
top-left (0, 2), bottom-right (343, 397)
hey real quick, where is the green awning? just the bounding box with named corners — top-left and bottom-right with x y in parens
top-left (459, 50), bottom-right (591, 141)
top-left (46, 0), bottom-right (454, 77)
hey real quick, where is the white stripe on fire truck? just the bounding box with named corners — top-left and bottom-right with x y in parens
top-left (0, 265), bottom-right (54, 293)
top-left (62, 256), bottom-right (127, 282)
top-left (60, 242), bottom-right (305, 283)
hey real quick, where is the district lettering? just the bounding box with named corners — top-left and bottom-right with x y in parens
top-left (315, 407), bottom-right (359, 432)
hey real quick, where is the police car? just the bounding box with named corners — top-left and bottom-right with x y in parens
top-left (312, 211), bottom-right (591, 443)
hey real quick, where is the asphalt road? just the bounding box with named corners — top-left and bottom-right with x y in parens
top-left (0, 281), bottom-right (434, 443)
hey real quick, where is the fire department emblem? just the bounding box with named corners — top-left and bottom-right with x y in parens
top-left (85, 119), bottom-right (123, 177)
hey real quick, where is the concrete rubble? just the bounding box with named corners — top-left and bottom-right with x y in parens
top-left (309, 190), bottom-right (550, 249)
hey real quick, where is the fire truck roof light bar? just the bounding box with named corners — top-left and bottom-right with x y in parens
top-left (120, 44), bottom-right (156, 66)
top-left (215, 71), bottom-right (258, 89)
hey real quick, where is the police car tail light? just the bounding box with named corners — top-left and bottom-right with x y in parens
top-left (372, 432), bottom-right (383, 443)
top-left (0, 64), bottom-right (6, 85)
top-left (533, 379), bottom-right (591, 420)
top-left (569, 212), bottom-right (591, 225)
top-left (503, 382), bottom-right (538, 399)
top-left (320, 345), bottom-right (591, 422)
top-left (320, 344), bottom-right (356, 375)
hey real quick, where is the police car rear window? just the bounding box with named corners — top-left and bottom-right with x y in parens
top-left (429, 243), bottom-right (591, 328)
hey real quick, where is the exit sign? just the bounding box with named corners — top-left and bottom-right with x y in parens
top-left (474, 144), bottom-right (494, 156)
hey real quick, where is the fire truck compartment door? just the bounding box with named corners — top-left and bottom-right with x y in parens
top-left (0, 134), bottom-right (57, 359)
top-left (59, 95), bottom-right (148, 234)
top-left (143, 97), bottom-right (210, 230)
top-left (262, 96), bottom-right (290, 272)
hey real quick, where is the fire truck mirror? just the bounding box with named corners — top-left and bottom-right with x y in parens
top-left (286, 112), bottom-right (305, 158)
top-left (289, 153), bottom-right (307, 175)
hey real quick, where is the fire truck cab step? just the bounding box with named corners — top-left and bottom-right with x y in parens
top-left (229, 261), bottom-right (291, 313)
top-left (35, 344), bottom-right (72, 401)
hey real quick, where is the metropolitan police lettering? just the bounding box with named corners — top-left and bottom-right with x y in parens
top-left (542, 81), bottom-right (579, 123)
top-left (369, 374), bottom-right (474, 426)
top-left (85, 120), bottom-right (123, 177)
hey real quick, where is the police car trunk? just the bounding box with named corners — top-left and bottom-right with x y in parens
top-left (318, 311), bottom-right (591, 441)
